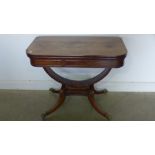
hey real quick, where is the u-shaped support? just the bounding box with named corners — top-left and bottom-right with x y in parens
top-left (42, 67), bottom-right (112, 120)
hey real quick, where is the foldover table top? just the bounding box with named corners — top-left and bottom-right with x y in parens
top-left (27, 36), bottom-right (127, 68)
top-left (26, 36), bottom-right (128, 120)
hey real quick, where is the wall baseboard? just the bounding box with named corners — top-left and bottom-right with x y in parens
top-left (96, 81), bottom-right (155, 92)
top-left (0, 80), bottom-right (61, 91)
top-left (0, 80), bottom-right (155, 92)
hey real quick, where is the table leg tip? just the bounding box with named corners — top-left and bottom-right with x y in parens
top-left (41, 113), bottom-right (46, 121)
top-left (49, 88), bottom-right (60, 93)
top-left (106, 115), bottom-right (112, 121)
top-left (94, 89), bottom-right (108, 95)
top-left (103, 89), bottom-right (108, 93)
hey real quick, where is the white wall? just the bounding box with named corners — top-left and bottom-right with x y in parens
top-left (0, 34), bottom-right (155, 92)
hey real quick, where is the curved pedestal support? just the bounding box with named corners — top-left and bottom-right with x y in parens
top-left (42, 67), bottom-right (111, 120)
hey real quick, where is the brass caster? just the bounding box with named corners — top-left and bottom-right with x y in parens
top-left (105, 114), bottom-right (112, 121)
top-left (41, 113), bottom-right (46, 121)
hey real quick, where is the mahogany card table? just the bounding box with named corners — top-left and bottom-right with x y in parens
top-left (26, 36), bottom-right (127, 120)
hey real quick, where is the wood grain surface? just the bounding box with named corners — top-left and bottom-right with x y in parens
top-left (27, 36), bottom-right (127, 68)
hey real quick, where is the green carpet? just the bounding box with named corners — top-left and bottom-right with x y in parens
top-left (0, 90), bottom-right (155, 121)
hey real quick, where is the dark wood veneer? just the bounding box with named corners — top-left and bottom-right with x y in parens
top-left (26, 36), bottom-right (127, 120)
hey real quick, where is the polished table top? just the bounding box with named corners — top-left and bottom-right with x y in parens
top-left (26, 36), bottom-right (127, 120)
top-left (27, 36), bottom-right (127, 68)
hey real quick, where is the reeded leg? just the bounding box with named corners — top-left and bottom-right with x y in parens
top-left (41, 90), bottom-right (66, 120)
top-left (88, 91), bottom-right (111, 120)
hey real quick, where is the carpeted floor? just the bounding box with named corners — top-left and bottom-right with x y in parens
top-left (0, 90), bottom-right (155, 121)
